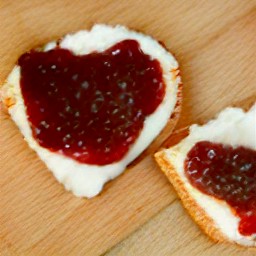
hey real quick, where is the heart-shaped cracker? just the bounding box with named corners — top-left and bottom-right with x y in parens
top-left (1, 24), bottom-right (181, 197)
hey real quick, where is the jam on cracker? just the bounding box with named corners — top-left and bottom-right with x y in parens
top-left (185, 141), bottom-right (256, 236)
top-left (18, 40), bottom-right (165, 165)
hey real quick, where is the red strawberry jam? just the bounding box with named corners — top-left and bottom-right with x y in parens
top-left (185, 141), bottom-right (256, 236)
top-left (18, 40), bottom-right (165, 165)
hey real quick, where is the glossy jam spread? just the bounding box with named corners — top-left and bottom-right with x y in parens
top-left (185, 141), bottom-right (256, 236)
top-left (18, 40), bottom-right (165, 165)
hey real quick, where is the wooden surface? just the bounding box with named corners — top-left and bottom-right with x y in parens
top-left (0, 1), bottom-right (256, 255)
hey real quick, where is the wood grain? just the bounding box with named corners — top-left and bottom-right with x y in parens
top-left (106, 201), bottom-right (256, 256)
top-left (0, 0), bottom-right (256, 255)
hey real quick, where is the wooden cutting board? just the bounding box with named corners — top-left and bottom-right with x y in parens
top-left (0, 1), bottom-right (255, 255)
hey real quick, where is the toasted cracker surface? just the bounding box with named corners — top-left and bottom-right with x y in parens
top-left (154, 150), bottom-right (230, 244)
